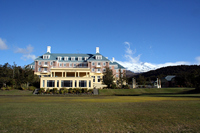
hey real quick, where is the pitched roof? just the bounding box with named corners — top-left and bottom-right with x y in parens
top-left (35, 53), bottom-right (110, 62)
top-left (110, 61), bottom-right (126, 69)
top-left (164, 75), bottom-right (176, 81)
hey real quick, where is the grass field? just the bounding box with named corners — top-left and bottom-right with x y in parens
top-left (0, 94), bottom-right (200, 132)
top-left (98, 88), bottom-right (195, 95)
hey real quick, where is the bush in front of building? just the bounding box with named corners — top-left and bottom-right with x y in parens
top-left (38, 88), bottom-right (45, 94)
top-left (29, 86), bottom-right (37, 91)
top-left (1, 87), bottom-right (6, 91)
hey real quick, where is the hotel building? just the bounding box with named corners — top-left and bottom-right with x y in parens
top-left (29, 46), bottom-right (126, 90)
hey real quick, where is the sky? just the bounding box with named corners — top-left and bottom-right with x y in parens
top-left (0, 0), bottom-right (200, 72)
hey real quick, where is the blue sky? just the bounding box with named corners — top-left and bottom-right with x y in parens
top-left (0, 0), bottom-right (200, 72)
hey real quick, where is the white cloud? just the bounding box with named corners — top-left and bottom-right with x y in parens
top-left (0, 38), bottom-right (8, 50)
top-left (21, 54), bottom-right (36, 61)
top-left (15, 44), bottom-right (36, 61)
top-left (195, 56), bottom-right (200, 64)
top-left (14, 44), bottom-right (34, 54)
top-left (116, 42), bottom-right (191, 73)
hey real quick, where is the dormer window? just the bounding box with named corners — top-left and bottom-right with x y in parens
top-left (78, 57), bottom-right (82, 61)
top-left (64, 57), bottom-right (68, 61)
top-left (96, 55), bottom-right (102, 60)
top-left (71, 57), bottom-right (75, 61)
top-left (85, 57), bottom-right (88, 60)
top-left (43, 55), bottom-right (50, 59)
top-left (57, 56), bottom-right (62, 60)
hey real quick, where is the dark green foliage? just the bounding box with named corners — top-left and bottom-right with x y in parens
top-left (52, 88), bottom-right (58, 94)
top-left (38, 88), bottom-right (45, 94)
top-left (0, 63), bottom-right (39, 89)
top-left (103, 67), bottom-right (114, 88)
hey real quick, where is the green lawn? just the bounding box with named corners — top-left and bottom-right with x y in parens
top-left (0, 95), bottom-right (200, 132)
top-left (0, 89), bottom-right (33, 95)
top-left (99, 88), bottom-right (195, 95)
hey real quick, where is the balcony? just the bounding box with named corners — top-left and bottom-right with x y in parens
top-left (42, 65), bottom-right (48, 67)
top-left (96, 65), bottom-right (101, 68)
top-left (41, 71), bottom-right (48, 74)
top-left (96, 71), bottom-right (101, 73)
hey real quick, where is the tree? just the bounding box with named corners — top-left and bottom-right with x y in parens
top-left (103, 67), bottom-right (114, 88)
top-left (117, 68), bottom-right (127, 88)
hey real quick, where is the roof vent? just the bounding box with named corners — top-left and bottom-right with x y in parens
top-left (47, 46), bottom-right (51, 53)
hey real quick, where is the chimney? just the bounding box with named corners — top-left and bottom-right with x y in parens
top-left (96, 47), bottom-right (99, 53)
top-left (47, 46), bottom-right (51, 53)
top-left (112, 57), bottom-right (115, 62)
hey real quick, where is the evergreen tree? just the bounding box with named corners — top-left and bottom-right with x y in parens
top-left (103, 67), bottom-right (114, 88)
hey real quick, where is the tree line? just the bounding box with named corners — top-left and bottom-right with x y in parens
top-left (0, 63), bottom-right (39, 90)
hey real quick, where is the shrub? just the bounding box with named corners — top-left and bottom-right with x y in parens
top-left (6, 86), bottom-right (13, 90)
top-left (45, 88), bottom-right (50, 94)
top-left (63, 88), bottom-right (68, 94)
top-left (38, 88), bottom-right (45, 94)
top-left (29, 86), bottom-right (37, 91)
top-left (87, 89), bottom-right (93, 94)
top-left (68, 88), bottom-right (73, 93)
top-left (123, 85), bottom-right (130, 89)
top-left (82, 88), bottom-right (88, 93)
top-left (52, 88), bottom-right (58, 94)
top-left (21, 84), bottom-right (28, 90)
top-left (59, 88), bottom-right (66, 94)
top-left (111, 83), bottom-right (117, 89)
top-left (1, 87), bottom-right (6, 91)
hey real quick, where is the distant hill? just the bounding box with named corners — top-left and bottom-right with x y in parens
top-left (130, 65), bottom-right (200, 80)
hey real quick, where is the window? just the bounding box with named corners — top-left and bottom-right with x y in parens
top-left (61, 80), bottom-right (73, 87)
top-left (121, 74), bottom-right (123, 77)
top-left (69, 63), bottom-right (72, 67)
top-left (92, 68), bottom-right (95, 72)
top-left (116, 74), bottom-right (118, 78)
top-left (43, 80), bottom-right (45, 87)
top-left (89, 81), bottom-right (91, 87)
top-left (121, 69), bottom-right (123, 73)
top-left (38, 68), bottom-right (41, 72)
top-left (74, 64), bottom-right (76, 67)
top-left (47, 80), bottom-right (55, 87)
top-left (64, 63), bottom-right (66, 67)
top-left (97, 68), bottom-right (101, 72)
top-left (75, 81), bottom-right (77, 87)
top-left (103, 62), bottom-right (106, 66)
top-left (97, 76), bottom-right (101, 82)
top-left (92, 76), bottom-right (95, 82)
top-left (64, 57), bottom-right (68, 61)
top-left (92, 62), bottom-right (95, 66)
top-left (96, 55), bottom-right (102, 60)
top-left (79, 80), bottom-right (87, 87)
top-left (50, 62), bottom-right (53, 66)
top-left (39, 62), bottom-right (41, 65)
top-left (44, 68), bottom-right (47, 72)
top-left (57, 80), bottom-right (59, 87)
top-left (85, 57), bottom-right (88, 60)
top-left (84, 63), bottom-right (87, 67)
top-left (78, 57), bottom-right (82, 61)
top-left (59, 63), bottom-right (62, 67)
top-left (98, 62), bottom-right (101, 65)
top-left (116, 69), bottom-right (118, 73)
top-left (71, 57), bottom-right (75, 61)
top-left (44, 62), bottom-right (48, 65)
top-left (57, 56), bottom-right (62, 60)
top-left (109, 66), bottom-right (112, 69)
top-left (103, 68), bottom-right (106, 72)
top-left (79, 63), bottom-right (82, 67)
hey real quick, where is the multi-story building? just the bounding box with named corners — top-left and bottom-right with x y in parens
top-left (29, 46), bottom-right (126, 90)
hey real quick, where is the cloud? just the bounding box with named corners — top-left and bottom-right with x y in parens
top-left (0, 38), bottom-right (8, 50)
top-left (195, 56), bottom-right (200, 64)
top-left (116, 42), bottom-right (191, 73)
top-left (15, 44), bottom-right (36, 61)
top-left (14, 44), bottom-right (34, 54)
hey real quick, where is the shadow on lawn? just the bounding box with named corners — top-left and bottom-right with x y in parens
top-left (114, 89), bottom-right (200, 98)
